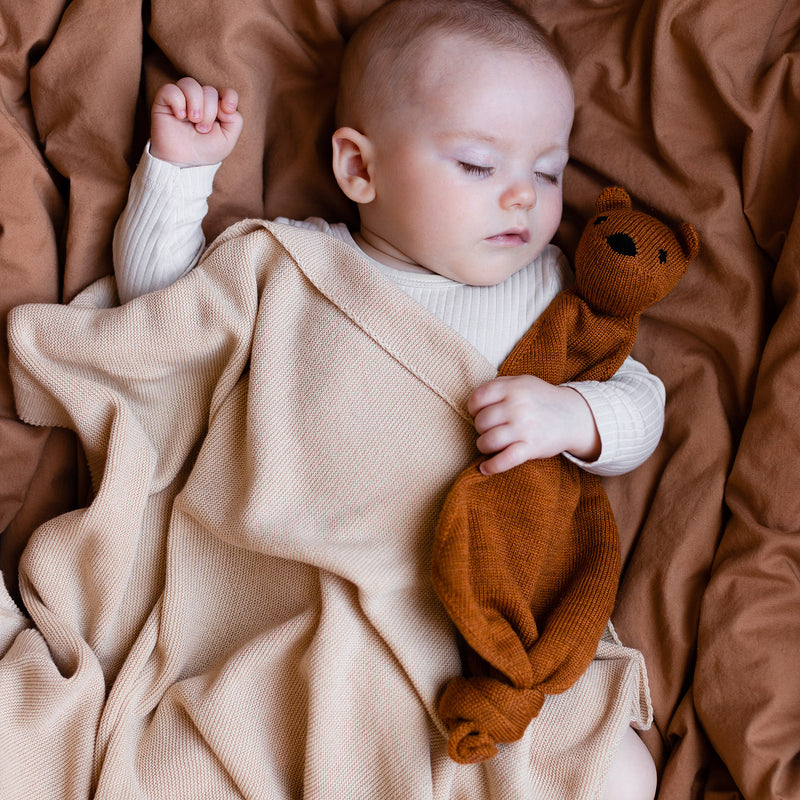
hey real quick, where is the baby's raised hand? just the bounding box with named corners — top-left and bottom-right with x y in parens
top-left (150, 77), bottom-right (243, 168)
top-left (468, 375), bottom-right (601, 475)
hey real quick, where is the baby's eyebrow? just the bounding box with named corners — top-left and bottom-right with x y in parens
top-left (436, 130), bottom-right (500, 146)
top-left (537, 142), bottom-right (570, 158)
top-left (437, 130), bottom-right (569, 160)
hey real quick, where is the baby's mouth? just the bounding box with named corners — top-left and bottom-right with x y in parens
top-left (486, 228), bottom-right (531, 246)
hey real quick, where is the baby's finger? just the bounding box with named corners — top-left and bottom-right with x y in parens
top-left (196, 85), bottom-right (221, 133)
top-left (218, 87), bottom-right (240, 116)
top-left (479, 442), bottom-right (529, 476)
top-left (175, 77), bottom-right (208, 125)
top-left (216, 88), bottom-right (244, 141)
top-left (472, 401), bottom-right (510, 435)
top-left (467, 377), bottom-right (511, 417)
top-left (475, 423), bottom-right (517, 457)
top-left (154, 82), bottom-right (191, 120)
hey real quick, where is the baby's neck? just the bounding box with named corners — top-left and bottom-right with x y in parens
top-left (353, 231), bottom-right (433, 275)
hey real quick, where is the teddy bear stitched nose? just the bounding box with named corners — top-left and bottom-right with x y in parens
top-left (606, 232), bottom-right (637, 256)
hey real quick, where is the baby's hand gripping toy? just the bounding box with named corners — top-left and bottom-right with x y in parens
top-left (432, 186), bottom-right (699, 764)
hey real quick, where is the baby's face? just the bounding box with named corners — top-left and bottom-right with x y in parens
top-left (356, 35), bottom-right (574, 286)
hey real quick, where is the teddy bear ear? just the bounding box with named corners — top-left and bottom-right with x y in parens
top-left (678, 222), bottom-right (700, 261)
top-left (595, 186), bottom-right (632, 213)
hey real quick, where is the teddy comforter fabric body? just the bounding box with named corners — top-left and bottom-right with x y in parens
top-left (1, 1), bottom-right (799, 797)
top-left (3, 221), bottom-right (649, 798)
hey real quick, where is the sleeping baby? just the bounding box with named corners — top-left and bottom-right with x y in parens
top-left (111, 0), bottom-right (661, 796)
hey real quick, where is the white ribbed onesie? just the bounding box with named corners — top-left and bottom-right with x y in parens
top-left (113, 146), bottom-right (666, 476)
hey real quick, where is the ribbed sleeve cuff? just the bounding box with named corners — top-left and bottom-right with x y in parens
top-left (562, 365), bottom-right (665, 477)
top-left (562, 380), bottom-right (621, 473)
top-left (141, 140), bottom-right (220, 196)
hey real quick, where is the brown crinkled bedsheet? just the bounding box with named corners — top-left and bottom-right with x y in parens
top-left (1, 1), bottom-right (798, 797)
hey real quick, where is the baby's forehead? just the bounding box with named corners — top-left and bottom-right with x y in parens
top-left (399, 33), bottom-right (573, 115)
top-left (387, 31), bottom-right (568, 105)
top-left (391, 26), bottom-right (562, 76)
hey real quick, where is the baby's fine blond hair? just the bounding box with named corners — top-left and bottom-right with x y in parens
top-left (336, 0), bottom-right (568, 131)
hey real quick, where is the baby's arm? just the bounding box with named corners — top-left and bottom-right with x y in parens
top-left (113, 79), bottom-right (243, 303)
top-left (471, 359), bottom-right (664, 477)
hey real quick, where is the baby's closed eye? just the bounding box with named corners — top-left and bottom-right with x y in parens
top-left (535, 171), bottom-right (560, 186)
top-left (458, 161), bottom-right (495, 177)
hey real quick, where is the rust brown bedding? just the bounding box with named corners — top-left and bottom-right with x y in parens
top-left (1, 1), bottom-right (798, 797)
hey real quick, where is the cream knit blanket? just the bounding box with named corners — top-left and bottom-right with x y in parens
top-left (3, 220), bottom-right (651, 799)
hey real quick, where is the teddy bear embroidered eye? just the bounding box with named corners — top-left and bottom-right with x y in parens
top-left (431, 186), bottom-right (698, 764)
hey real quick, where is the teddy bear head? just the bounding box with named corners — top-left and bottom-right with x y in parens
top-left (573, 186), bottom-right (698, 318)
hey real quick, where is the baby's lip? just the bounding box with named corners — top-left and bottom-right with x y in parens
top-left (486, 228), bottom-right (531, 245)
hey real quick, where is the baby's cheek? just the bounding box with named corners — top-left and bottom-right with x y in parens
top-left (542, 196), bottom-right (564, 236)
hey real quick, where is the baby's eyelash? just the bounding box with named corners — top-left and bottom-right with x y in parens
top-left (536, 172), bottom-right (560, 186)
top-left (458, 161), bottom-right (494, 177)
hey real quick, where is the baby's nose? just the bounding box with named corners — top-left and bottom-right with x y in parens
top-left (500, 180), bottom-right (536, 210)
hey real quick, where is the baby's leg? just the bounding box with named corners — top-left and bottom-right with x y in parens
top-left (600, 726), bottom-right (657, 800)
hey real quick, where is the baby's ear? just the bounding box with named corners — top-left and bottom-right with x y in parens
top-left (331, 127), bottom-right (376, 204)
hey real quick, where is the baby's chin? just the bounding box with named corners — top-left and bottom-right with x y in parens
top-left (435, 260), bottom-right (531, 287)
top-left (450, 246), bottom-right (541, 286)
